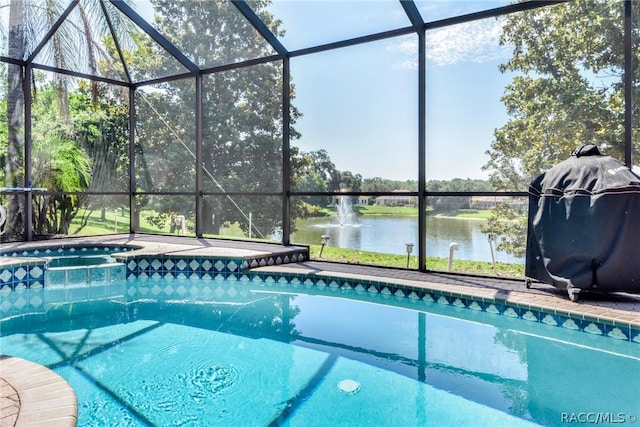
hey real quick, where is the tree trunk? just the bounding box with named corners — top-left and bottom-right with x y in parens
top-left (5, 0), bottom-right (26, 240)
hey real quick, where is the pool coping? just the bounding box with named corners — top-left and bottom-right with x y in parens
top-left (0, 355), bottom-right (77, 427)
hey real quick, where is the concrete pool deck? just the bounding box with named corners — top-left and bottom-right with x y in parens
top-left (0, 355), bottom-right (77, 426)
top-left (1, 233), bottom-right (639, 426)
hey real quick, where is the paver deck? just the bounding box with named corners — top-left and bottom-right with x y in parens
top-left (0, 356), bottom-right (77, 427)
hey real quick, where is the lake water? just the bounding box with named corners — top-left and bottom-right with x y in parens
top-left (291, 215), bottom-right (524, 264)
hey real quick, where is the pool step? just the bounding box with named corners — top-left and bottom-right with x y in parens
top-left (45, 263), bottom-right (126, 287)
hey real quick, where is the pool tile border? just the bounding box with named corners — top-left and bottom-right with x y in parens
top-left (0, 244), bottom-right (136, 291)
top-left (0, 262), bottom-right (46, 291)
top-left (0, 243), bottom-right (309, 288)
top-left (248, 270), bottom-right (640, 346)
top-left (118, 251), bottom-right (308, 280)
top-left (0, 237), bottom-right (637, 347)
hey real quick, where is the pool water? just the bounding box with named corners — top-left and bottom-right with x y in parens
top-left (1, 276), bottom-right (639, 426)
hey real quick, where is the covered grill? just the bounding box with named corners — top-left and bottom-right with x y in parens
top-left (525, 144), bottom-right (640, 301)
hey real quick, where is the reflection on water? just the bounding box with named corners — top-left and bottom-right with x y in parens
top-left (3, 280), bottom-right (637, 426)
top-left (292, 216), bottom-right (523, 264)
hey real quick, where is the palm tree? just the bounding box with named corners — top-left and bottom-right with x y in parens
top-left (32, 132), bottom-right (92, 235)
top-left (4, 0), bottom-right (134, 240)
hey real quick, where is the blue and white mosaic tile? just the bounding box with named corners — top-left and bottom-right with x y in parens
top-left (248, 271), bottom-right (640, 346)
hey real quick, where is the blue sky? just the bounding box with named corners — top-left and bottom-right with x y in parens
top-left (138, 0), bottom-right (516, 182)
top-left (268, 0), bottom-right (514, 181)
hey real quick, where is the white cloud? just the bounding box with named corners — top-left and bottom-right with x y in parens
top-left (389, 18), bottom-right (511, 69)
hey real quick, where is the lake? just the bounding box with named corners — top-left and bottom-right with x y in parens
top-left (291, 215), bottom-right (524, 264)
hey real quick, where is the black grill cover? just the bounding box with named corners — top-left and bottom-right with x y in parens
top-left (525, 144), bottom-right (640, 292)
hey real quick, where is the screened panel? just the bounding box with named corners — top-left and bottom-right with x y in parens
top-left (425, 16), bottom-right (511, 187)
top-left (27, 72), bottom-right (128, 237)
top-left (0, 0), bottom-right (635, 279)
top-left (135, 81), bottom-right (195, 193)
top-left (29, 2), bottom-right (133, 82)
top-left (290, 195), bottom-right (419, 269)
top-left (202, 63), bottom-right (283, 193)
top-left (148, 0), bottom-right (278, 70)
top-left (473, 2), bottom-right (628, 191)
top-left (201, 195), bottom-right (282, 242)
top-left (415, 0), bottom-right (511, 23)
top-left (110, 2), bottom-right (189, 83)
top-left (424, 195), bottom-right (525, 276)
top-left (1, 60), bottom-right (25, 239)
top-left (68, 195), bottom-right (131, 236)
top-left (266, 0), bottom-right (411, 51)
top-left (136, 195), bottom-right (195, 236)
top-left (291, 35), bottom-right (418, 192)
top-left (0, 0), bottom-right (67, 60)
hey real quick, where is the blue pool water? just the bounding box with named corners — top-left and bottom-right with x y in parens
top-left (1, 275), bottom-right (639, 426)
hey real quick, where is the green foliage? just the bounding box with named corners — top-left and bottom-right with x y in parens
top-left (358, 205), bottom-right (417, 216)
top-left (295, 171), bottom-right (329, 207)
top-left (145, 212), bottom-right (171, 231)
top-left (485, 1), bottom-right (635, 190)
top-left (480, 203), bottom-right (527, 258)
top-left (426, 178), bottom-right (493, 192)
top-left (482, 1), bottom-right (637, 255)
top-left (362, 177), bottom-right (417, 192)
top-left (4, 0), bottom-right (135, 239)
top-left (29, 82), bottom-right (94, 235)
top-left (133, 0), bottom-right (300, 239)
top-left (426, 178), bottom-right (493, 212)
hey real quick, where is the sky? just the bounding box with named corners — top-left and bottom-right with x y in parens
top-left (137, 0), bottom-right (514, 182)
top-left (265, 0), bottom-right (514, 182)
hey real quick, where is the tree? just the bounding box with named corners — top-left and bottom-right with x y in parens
top-left (338, 171), bottom-right (362, 193)
top-left (482, 1), bottom-right (638, 256)
top-left (69, 81), bottom-right (130, 232)
top-left (138, 0), bottom-right (301, 239)
top-left (5, 0), bottom-right (27, 239)
top-left (291, 148), bottom-right (340, 208)
top-left (485, 1), bottom-right (636, 189)
top-left (29, 80), bottom-right (93, 235)
top-left (426, 178), bottom-right (492, 212)
top-left (362, 177), bottom-right (417, 192)
top-left (4, 0), bottom-right (134, 240)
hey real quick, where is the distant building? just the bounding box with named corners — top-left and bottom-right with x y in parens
top-left (470, 196), bottom-right (526, 210)
top-left (375, 191), bottom-right (416, 207)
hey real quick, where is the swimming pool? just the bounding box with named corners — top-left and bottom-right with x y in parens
top-left (1, 271), bottom-right (639, 426)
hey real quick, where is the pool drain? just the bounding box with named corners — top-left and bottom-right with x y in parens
top-left (337, 379), bottom-right (360, 394)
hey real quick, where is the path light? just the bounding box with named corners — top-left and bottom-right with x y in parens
top-left (405, 243), bottom-right (414, 268)
top-left (320, 235), bottom-right (330, 257)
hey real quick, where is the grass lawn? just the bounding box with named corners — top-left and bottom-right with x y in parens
top-left (356, 205), bottom-right (418, 216)
top-left (69, 209), bottom-right (258, 238)
top-left (309, 244), bottom-right (525, 277)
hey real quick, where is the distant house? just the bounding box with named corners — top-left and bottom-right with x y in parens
top-left (375, 191), bottom-right (416, 207)
top-left (331, 194), bottom-right (370, 206)
top-left (470, 196), bottom-right (526, 210)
